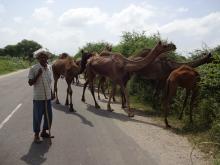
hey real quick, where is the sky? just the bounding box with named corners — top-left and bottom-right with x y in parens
top-left (0, 0), bottom-right (220, 56)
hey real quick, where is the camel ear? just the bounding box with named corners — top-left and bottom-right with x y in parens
top-left (208, 52), bottom-right (212, 57)
top-left (81, 50), bottom-right (84, 54)
top-left (158, 41), bottom-right (162, 45)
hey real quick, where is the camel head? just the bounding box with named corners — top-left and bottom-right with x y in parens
top-left (59, 52), bottom-right (69, 59)
top-left (79, 50), bottom-right (95, 74)
top-left (105, 44), bottom-right (112, 52)
top-left (204, 52), bottom-right (213, 64)
top-left (154, 41), bottom-right (176, 55)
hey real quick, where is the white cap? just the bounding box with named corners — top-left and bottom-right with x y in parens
top-left (33, 48), bottom-right (51, 58)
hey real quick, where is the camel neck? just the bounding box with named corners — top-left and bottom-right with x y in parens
top-left (124, 46), bottom-right (160, 72)
top-left (185, 55), bottom-right (210, 68)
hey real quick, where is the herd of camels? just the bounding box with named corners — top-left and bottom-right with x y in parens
top-left (51, 40), bottom-right (212, 128)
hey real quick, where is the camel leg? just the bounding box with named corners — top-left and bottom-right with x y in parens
top-left (101, 80), bottom-right (108, 99)
top-left (107, 84), bottom-right (116, 112)
top-left (153, 80), bottom-right (162, 98)
top-left (163, 81), bottom-right (177, 128)
top-left (98, 78), bottom-right (102, 100)
top-left (76, 75), bottom-right (80, 85)
top-left (121, 84), bottom-right (134, 117)
top-left (189, 88), bottom-right (198, 123)
top-left (98, 77), bottom-right (108, 100)
top-left (179, 89), bottom-right (190, 120)
top-left (164, 100), bottom-right (171, 128)
top-left (111, 83), bottom-right (116, 102)
top-left (65, 86), bottom-right (69, 106)
top-left (89, 77), bottom-right (100, 109)
top-left (112, 93), bottom-right (116, 102)
top-left (81, 80), bottom-right (89, 102)
top-left (68, 83), bottom-right (75, 112)
top-left (54, 77), bottom-right (60, 104)
top-left (121, 87), bottom-right (127, 108)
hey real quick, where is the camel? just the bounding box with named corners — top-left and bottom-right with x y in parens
top-left (81, 41), bottom-right (176, 117)
top-left (52, 51), bottom-right (94, 111)
top-left (119, 52), bottom-right (212, 107)
top-left (135, 52), bottom-right (212, 95)
top-left (163, 65), bottom-right (200, 128)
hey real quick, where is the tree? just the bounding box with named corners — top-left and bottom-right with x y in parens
top-left (0, 39), bottom-right (42, 64)
top-left (74, 41), bottom-right (112, 59)
top-left (16, 39), bottom-right (42, 60)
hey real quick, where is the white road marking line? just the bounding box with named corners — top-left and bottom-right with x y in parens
top-left (0, 103), bottom-right (22, 130)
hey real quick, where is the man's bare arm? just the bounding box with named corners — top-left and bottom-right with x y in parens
top-left (28, 68), bottom-right (42, 86)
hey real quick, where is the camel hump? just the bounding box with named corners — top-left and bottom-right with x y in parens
top-left (178, 65), bottom-right (194, 71)
top-left (99, 51), bottom-right (110, 56)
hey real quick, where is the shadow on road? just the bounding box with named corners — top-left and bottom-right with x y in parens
top-left (20, 141), bottom-right (50, 165)
top-left (86, 104), bottom-right (165, 129)
top-left (52, 102), bottom-right (94, 127)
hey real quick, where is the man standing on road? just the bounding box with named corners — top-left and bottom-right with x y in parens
top-left (28, 48), bottom-right (53, 143)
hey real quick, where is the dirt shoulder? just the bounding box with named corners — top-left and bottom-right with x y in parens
top-left (98, 98), bottom-right (211, 165)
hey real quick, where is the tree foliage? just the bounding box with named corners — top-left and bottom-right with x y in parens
top-left (0, 39), bottom-right (42, 60)
top-left (74, 41), bottom-right (112, 59)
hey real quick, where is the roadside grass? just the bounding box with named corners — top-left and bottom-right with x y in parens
top-left (129, 95), bottom-right (220, 164)
top-left (0, 56), bottom-right (30, 75)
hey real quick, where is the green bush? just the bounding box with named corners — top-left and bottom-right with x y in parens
top-left (0, 56), bottom-right (29, 75)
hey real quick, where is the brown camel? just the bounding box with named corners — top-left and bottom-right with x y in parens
top-left (96, 45), bottom-right (150, 102)
top-left (81, 41), bottom-right (176, 117)
top-left (52, 51), bottom-right (94, 111)
top-left (119, 52), bottom-right (212, 107)
top-left (135, 52), bottom-right (212, 94)
top-left (163, 65), bottom-right (200, 128)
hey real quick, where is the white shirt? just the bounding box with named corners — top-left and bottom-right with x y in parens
top-left (28, 63), bottom-right (52, 100)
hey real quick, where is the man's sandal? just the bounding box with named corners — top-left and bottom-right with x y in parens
top-left (41, 132), bottom-right (54, 138)
top-left (34, 136), bottom-right (42, 144)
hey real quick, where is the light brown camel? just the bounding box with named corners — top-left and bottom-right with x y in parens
top-left (52, 51), bottom-right (94, 111)
top-left (81, 41), bottom-right (176, 117)
top-left (163, 65), bottom-right (200, 128)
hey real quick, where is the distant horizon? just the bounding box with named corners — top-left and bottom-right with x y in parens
top-left (0, 0), bottom-right (219, 56)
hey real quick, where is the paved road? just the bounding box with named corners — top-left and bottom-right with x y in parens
top-left (0, 69), bottom-right (158, 165)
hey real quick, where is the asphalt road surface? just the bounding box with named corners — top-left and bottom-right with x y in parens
top-left (0, 69), bottom-right (158, 165)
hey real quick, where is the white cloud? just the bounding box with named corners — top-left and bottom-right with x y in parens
top-left (160, 12), bottom-right (220, 36)
top-left (13, 17), bottom-right (23, 23)
top-left (106, 4), bottom-right (156, 34)
top-left (177, 7), bottom-right (189, 13)
top-left (159, 12), bottom-right (220, 54)
top-left (0, 4), bottom-right (5, 13)
top-left (45, 0), bottom-right (55, 4)
top-left (59, 7), bottom-right (108, 27)
top-left (1, 3), bottom-right (220, 56)
top-left (32, 7), bottom-right (53, 21)
top-left (26, 27), bottom-right (86, 54)
top-left (0, 27), bottom-right (17, 36)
